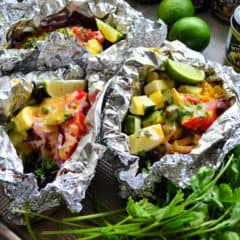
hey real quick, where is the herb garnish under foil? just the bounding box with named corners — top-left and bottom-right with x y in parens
top-left (99, 41), bottom-right (240, 199)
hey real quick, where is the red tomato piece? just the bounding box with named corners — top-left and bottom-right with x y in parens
top-left (59, 111), bottom-right (87, 162)
top-left (92, 31), bottom-right (105, 44)
top-left (184, 95), bottom-right (201, 104)
top-left (182, 101), bottom-right (217, 131)
top-left (88, 91), bottom-right (98, 104)
top-left (72, 26), bottom-right (80, 36)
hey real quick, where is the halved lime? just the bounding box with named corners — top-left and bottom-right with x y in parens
top-left (165, 59), bottom-right (205, 84)
top-left (44, 80), bottom-right (87, 97)
top-left (96, 18), bottom-right (123, 43)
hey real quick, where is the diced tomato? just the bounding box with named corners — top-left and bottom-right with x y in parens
top-left (72, 27), bottom-right (81, 36)
top-left (91, 31), bottom-right (105, 44)
top-left (72, 27), bottom-right (105, 44)
top-left (73, 27), bottom-right (88, 41)
top-left (84, 29), bottom-right (104, 43)
top-left (184, 95), bottom-right (201, 104)
top-left (30, 89), bottom-right (89, 163)
top-left (181, 101), bottom-right (217, 131)
top-left (59, 111), bottom-right (87, 162)
top-left (88, 91), bottom-right (98, 104)
top-left (75, 89), bottom-right (88, 100)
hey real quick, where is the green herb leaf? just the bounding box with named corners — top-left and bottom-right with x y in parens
top-left (191, 167), bottom-right (215, 194)
top-left (126, 197), bottom-right (159, 219)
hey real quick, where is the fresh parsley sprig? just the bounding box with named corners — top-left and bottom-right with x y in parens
top-left (22, 146), bottom-right (240, 239)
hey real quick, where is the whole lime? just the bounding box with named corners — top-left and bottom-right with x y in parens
top-left (168, 16), bottom-right (211, 51)
top-left (157, 0), bottom-right (194, 26)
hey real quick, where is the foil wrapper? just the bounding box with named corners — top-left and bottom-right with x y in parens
top-left (0, 68), bottom-right (107, 225)
top-left (0, 0), bottom-right (167, 80)
top-left (0, 0), bottom-right (167, 225)
top-left (99, 41), bottom-right (240, 199)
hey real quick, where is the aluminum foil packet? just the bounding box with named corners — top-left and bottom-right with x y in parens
top-left (0, 0), bottom-right (167, 225)
top-left (0, 69), bottom-right (107, 225)
top-left (0, 0), bottom-right (167, 79)
top-left (99, 40), bottom-right (240, 199)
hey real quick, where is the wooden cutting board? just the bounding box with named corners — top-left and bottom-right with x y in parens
top-left (0, 221), bottom-right (22, 240)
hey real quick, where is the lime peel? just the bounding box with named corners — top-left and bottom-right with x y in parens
top-left (44, 79), bottom-right (87, 97)
top-left (96, 18), bottom-right (123, 43)
top-left (165, 58), bottom-right (205, 84)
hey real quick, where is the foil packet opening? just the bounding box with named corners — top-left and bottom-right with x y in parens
top-left (99, 41), bottom-right (240, 199)
top-left (0, 0), bottom-right (168, 225)
top-left (0, 0), bottom-right (167, 80)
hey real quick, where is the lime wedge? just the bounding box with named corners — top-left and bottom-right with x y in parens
top-left (166, 59), bottom-right (205, 84)
top-left (44, 80), bottom-right (87, 97)
top-left (96, 18), bottom-right (123, 43)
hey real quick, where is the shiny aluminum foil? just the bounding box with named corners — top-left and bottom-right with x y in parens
top-left (0, 0), bottom-right (167, 225)
top-left (99, 41), bottom-right (240, 199)
top-left (0, 0), bottom-right (167, 80)
top-left (0, 0), bottom-right (165, 227)
top-left (0, 68), bottom-right (107, 225)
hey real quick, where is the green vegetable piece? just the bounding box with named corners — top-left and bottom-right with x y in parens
top-left (142, 111), bottom-right (164, 127)
top-left (129, 96), bottom-right (155, 115)
top-left (124, 115), bottom-right (141, 134)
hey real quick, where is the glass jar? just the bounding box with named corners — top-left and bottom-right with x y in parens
top-left (225, 6), bottom-right (240, 72)
top-left (212, 0), bottom-right (240, 23)
top-left (192, 0), bottom-right (208, 10)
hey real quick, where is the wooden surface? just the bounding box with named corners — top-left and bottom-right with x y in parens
top-left (0, 2), bottom-right (231, 240)
top-left (0, 222), bottom-right (22, 240)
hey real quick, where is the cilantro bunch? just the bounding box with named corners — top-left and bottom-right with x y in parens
top-left (22, 146), bottom-right (240, 240)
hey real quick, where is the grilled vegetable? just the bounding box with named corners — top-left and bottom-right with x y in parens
top-left (128, 124), bottom-right (164, 155)
top-left (129, 96), bottom-right (155, 115)
top-left (124, 115), bottom-right (141, 134)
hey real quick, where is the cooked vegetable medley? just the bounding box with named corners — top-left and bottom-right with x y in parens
top-left (124, 60), bottom-right (232, 159)
top-left (13, 18), bottom-right (123, 56)
top-left (9, 89), bottom-right (89, 186)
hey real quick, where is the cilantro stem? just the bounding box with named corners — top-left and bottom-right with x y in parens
top-left (19, 210), bottom-right (80, 227)
top-left (184, 154), bottom-right (234, 207)
top-left (62, 209), bottom-right (124, 222)
top-left (76, 233), bottom-right (102, 240)
top-left (42, 223), bottom-right (141, 236)
top-left (178, 207), bottom-right (233, 238)
top-left (24, 207), bottom-right (38, 240)
top-left (42, 227), bottom-right (100, 235)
